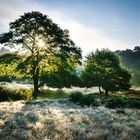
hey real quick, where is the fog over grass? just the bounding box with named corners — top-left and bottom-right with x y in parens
top-left (1, 81), bottom-right (99, 94)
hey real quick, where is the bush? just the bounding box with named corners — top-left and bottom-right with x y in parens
top-left (81, 94), bottom-right (96, 106)
top-left (70, 92), bottom-right (97, 106)
top-left (38, 89), bottom-right (68, 99)
top-left (128, 99), bottom-right (140, 108)
top-left (0, 86), bottom-right (32, 101)
top-left (106, 96), bottom-right (129, 108)
top-left (105, 96), bottom-right (140, 108)
top-left (70, 92), bottom-right (83, 103)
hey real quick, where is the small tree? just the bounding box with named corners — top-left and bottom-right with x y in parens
top-left (82, 49), bottom-right (131, 95)
top-left (0, 11), bottom-right (82, 97)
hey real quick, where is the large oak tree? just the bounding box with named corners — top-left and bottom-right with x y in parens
top-left (0, 11), bottom-right (82, 97)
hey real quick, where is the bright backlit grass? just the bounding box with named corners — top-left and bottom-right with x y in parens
top-left (0, 99), bottom-right (140, 140)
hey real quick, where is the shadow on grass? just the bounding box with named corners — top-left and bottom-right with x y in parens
top-left (0, 101), bottom-right (40, 140)
top-left (0, 99), bottom-right (80, 140)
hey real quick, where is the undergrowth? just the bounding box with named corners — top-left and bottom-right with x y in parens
top-left (0, 86), bottom-right (32, 101)
top-left (70, 92), bottom-right (98, 106)
top-left (105, 96), bottom-right (140, 109)
top-left (37, 89), bottom-right (68, 99)
top-left (70, 91), bottom-right (140, 108)
top-left (1, 85), bottom-right (140, 109)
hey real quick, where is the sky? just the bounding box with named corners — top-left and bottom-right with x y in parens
top-left (0, 0), bottom-right (140, 56)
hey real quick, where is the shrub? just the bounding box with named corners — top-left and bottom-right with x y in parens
top-left (81, 94), bottom-right (96, 106)
top-left (70, 92), bottom-right (83, 103)
top-left (0, 86), bottom-right (32, 101)
top-left (128, 99), bottom-right (140, 108)
top-left (105, 96), bottom-right (140, 108)
top-left (106, 96), bottom-right (129, 108)
top-left (70, 92), bottom-right (97, 106)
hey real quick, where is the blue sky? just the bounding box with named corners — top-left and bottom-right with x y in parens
top-left (0, 0), bottom-right (140, 56)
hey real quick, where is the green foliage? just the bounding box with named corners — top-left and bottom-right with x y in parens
top-left (0, 76), bottom-right (12, 82)
top-left (0, 53), bottom-right (21, 64)
top-left (70, 92), bottom-right (97, 106)
top-left (0, 53), bottom-right (24, 78)
top-left (70, 91), bottom-right (140, 108)
top-left (0, 86), bottom-right (32, 101)
top-left (40, 69), bottom-right (81, 88)
top-left (39, 50), bottom-right (82, 88)
top-left (70, 92), bottom-right (83, 103)
top-left (105, 96), bottom-right (129, 108)
top-left (128, 99), bottom-right (140, 108)
top-left (81, 94), bottom-right (97, 106)
top-left (38, 89), bottom-right (68, 99)
top-left (106, 96), bottom-right (140, 108)
top-left (82, 49), bottom-right (131, 95)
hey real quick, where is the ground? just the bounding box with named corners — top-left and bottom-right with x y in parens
top-left (0, 98), bottom-right (140, 140)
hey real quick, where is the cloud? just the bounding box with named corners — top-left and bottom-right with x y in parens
top-left (0, 0), bottom-right (129, 56)
top-left (42, 11), bottom-right (129, 56)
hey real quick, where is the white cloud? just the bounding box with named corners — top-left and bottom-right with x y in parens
top-left (0, 0), bottom-right (130, 56)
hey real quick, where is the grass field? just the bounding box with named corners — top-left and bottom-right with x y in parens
top-left (0, 98), bottom-right (140, 140)
top-left (0, 84), bottom-right (140, 139)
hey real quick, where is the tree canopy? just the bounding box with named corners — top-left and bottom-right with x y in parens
top-left (0, 53), bottom-right (23, 79)
top-left (81, 49), bottom-right (131, 95)
top-left (0, 11), bottom-right (82, 97)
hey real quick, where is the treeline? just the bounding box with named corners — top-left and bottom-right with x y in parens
top-left (0, 48), bottom-right (131, 96)
top-left (117, 46), bottom-right (140, 86)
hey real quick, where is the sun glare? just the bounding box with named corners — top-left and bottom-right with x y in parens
top-left (36, 38), bottom-right (45, 48)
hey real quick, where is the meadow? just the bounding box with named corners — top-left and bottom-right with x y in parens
top-left (0, 83), bottom-right (140, 140)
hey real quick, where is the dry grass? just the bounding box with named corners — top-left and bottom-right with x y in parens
top-left (0, 99), bottom-right (140, 140)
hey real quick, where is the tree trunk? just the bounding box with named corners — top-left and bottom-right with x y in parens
top-left (33, 75), bottom-right (38, 98)
top-left (33, 66), bottom-right (39, 98)
top-left (99, 86), bottom-right (102, 94)
top-left (105, 89), bottom-right (109, 96)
